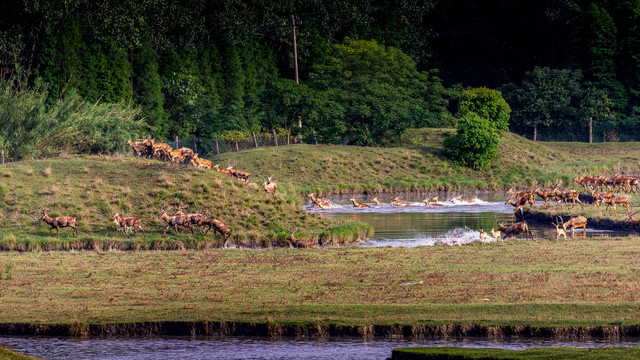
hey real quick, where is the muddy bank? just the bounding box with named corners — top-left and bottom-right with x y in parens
top-left (524, 208), bottom-right (640, 233)
top-left (3, 321), bottom-right (640, 339)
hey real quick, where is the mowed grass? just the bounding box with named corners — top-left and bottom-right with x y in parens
top-left (392, 346), bottom-right (640, 360)
top-left (214, 129), bottom-right (640, 195)
top-left (0, 155), bottom-right (370, 249)
top-left (3, 239), bottom-right (640, 327)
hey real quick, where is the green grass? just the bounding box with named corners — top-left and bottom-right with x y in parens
top-left (0, 346), bottom-right (41, 360)
top-left (392, 346), bottom-right (640, 360)
top-left (3, 240), bottom-right (640, 327)
top-left (0, 155), bottom-right (371, 249)
top-left (213, 129), bottom-right (640, 195)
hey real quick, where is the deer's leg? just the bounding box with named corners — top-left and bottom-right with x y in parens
top-left (164, 226), bottom-right (170, 236)
top-left (139, 225), bottom-right (146, 237)
top-left (173, 224), bottom-right (179, 235)
top-left (56, 227), bottom-right (60, 240)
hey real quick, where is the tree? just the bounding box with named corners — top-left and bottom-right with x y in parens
top-left (580, 87), bottom-right (615, 143)
top-left (262, 78), bottom-right (312, 145)
top-left (443, 112), bottom-right (501, 169)
top-left (509, 67), bottom-right (583, 141)
top-left (132, 33), bottom-right (168, 137)
top-left (458, 87), bottom-right (510, 134)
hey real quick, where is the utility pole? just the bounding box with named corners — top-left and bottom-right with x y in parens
top-left (292, 15), bottom-right (302, 129)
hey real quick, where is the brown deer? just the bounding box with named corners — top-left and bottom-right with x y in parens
top-left (349, 198), bottom-right (372, 208)
top-left (505, 197), bottom-right (530, 218)
top-left (262, 175), bottom-right (277, 195)
top-left (495, 216), bottom-right (534, 240)
top-left (189, 154), bottom-right (212, 169)
top-left (391, 197), bottom-right (417, 207)
top-left (198, 217), bottom-right (232, 240)
top-left (551, 216), bottom-right (567, 239)
top-left (213, 164), bottom-right (232, 175)
top-left (489, 228), bottom-right (502, 242)
top-left (226, 161), bottom-right (251, 182)
top-left (308, 193), bottom-right (331, 209)
top-left (556, 190), bottom-right (584, 209)
top-left (370, 197), bottom-right (388, 205)
top-left (159, 206), bottom-right (193, 235)
top-left (168, 149), bottom-right (185, 164)
top-left (534, 188), bottom-right (558, 207)
top-left (479, 229), bottom-right (489, 245)
top-left (628, 210), bottom-right (640, 227)
top-left (287, 229), bottom-right (319, 248)
top-left (562, 216), bottom-right (588, 233)
top-left (125, 139), bottom-right (151, 157)
top-left (507, 188), bottom-right (533, 200)
top-left (591, 191), bottom-right (613, 208)
top-left (177, 147), bottom-right (195, 160)
top-left (148, 139), bottom-right (172, 161)
top-left (455, 195), bottom-right (474, 203)
top-left (602, 196), bottom-right (630, 216)
top-left (113, 213), bottom-right (146, 238)
top-left (39, 210), bottom-right (78, 239)
top-left (422, 198), bottom-right (445, 207)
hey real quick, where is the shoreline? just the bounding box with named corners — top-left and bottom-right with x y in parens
top-left (2, 321), bottom-right (640, 339)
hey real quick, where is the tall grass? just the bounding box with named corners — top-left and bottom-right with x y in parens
top-left (0, 77), bottom-right (144, 160)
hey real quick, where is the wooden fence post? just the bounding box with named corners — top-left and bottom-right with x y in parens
top-left (214, 140), bottom-right (219, 155)
top-left (175, 136), bottom-right (179, 150)
top-left (252, 132), bottom-right (258, 148)
top-left (1, 150), bottom-right (4, 165)
top-left (272, 129), bottom-right (279, 147)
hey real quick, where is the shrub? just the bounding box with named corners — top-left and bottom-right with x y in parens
top-left (444, 112), bottom-right (500, 169)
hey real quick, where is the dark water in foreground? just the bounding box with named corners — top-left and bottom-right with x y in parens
top-left (3, 335), bottom-right (640, 360)
top-left (311, 195), bottom-right (630, 246)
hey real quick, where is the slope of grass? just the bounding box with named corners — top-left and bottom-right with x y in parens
top-left (392, 346), bottom-right (640, 360)
top-left (0, 155), bottom-right (371, 249)
top-left (3, 239), bottom-right (640, 327)
top-left (213, 129), bottom-right (640, 195)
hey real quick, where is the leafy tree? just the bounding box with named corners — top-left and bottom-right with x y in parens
top-left (132, 34), bottom-right (168, 138)
top-left (580, 87), bottom-right (615, 143)
top-left (615, 0), bottom-right (640, 111)
top-left (443, 112), bottom-right (500, 169)
top-left (509, 67), bottom-right (583, 141)
top-left (262, 78), bottom-right (312, 145)
top-left (220, 130), bottom-right (250, 152)
top-left (458, 87), bottom-right (510, 133)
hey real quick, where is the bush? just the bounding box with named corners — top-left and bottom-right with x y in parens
top-left (444, 112), bottom-right (500, 169)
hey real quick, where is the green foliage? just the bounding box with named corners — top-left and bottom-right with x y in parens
top-left (133, 33), bottom-right (169, 137)
top-left (444, 112), bottom-right (500, 169)
top-left (0, 77), bottom-right (144, 160)
top-left (580, 87), bottom-right (615, 123)
top-left (458, 87), bottom-right (511, 134)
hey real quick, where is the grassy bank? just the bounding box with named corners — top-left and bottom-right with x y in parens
top-left (0, 156), bottom-right (371, 249)
top-left (2, 240), bottom-right (640, 328)
top-left (391, 347), bottom-right (640, 360)
top-left (214, 129), bottom-right (640, 195)
top-left (0, 346), bottom-right (41, 360)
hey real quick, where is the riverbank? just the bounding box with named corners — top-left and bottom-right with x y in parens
top-left (524, 204), bottom-right (640, 233)
top-left (4, 243), bottom-right (640, 335)
top-left (0, 345), bottom-right (41, 360)
top-left (213, 129), bottom-right (640, 196)
top-left (0, 156), bottom-right (371, 249)
top-left (391, 346), bottom-right (640, 359)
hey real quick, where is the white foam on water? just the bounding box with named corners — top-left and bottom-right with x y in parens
top-left (365, 227), bottom-right (499, 247)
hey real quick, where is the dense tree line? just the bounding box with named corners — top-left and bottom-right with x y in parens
top-left (1, 0), bottom-right (640, 150)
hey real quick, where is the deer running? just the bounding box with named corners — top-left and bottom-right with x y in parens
top-left (113, 213), bottom-right (146, 238)
top-left (159, 206), bottom-right (193, 235)
top-left (349, 198), bottom-right (372, 208)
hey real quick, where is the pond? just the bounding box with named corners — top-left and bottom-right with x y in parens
top-left (3, 335), bottom-right (640, 360)
top-left (309, 194), bottom-right (630, 246)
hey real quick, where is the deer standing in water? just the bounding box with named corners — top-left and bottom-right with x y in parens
top-left (39, 210), bottom-right (78, 239)
top-left (551, 217), bottom-right (567, 239)
top-left (495, 216), bottom-right (534, 240)
top-left (308, 193), bottom-right (332, 209)
top-left (562, 216), bottom-right (588, 234)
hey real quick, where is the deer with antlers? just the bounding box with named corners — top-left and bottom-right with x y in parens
top-left (505, 196), bottom-right (531, 218)
top-left (213, 164), bottom-right (232, 175)
top-left (159, 206), bottom-right (193, 236)
top-left (287, 229), bottom-right (319, 248)
top-left (591, 191), bottom-right (613, 208)
top-left (556, 190), bottom-right (584, 209)
top-left (534, 188), bottom-right (558, 207)
top-left (551, 216), bottom-right (567, 239)
top-left (198, 216), bottom-right (232, 244)
top-left (225, 161), bottom-right (251, 182)
top-left (262, 175), bottom-right (277, 195)
top-left (627, 210), bottom-right (640, 228)
top-left (173, 203), bottom-right (206, 229)
top-left (39, 210), bottom-right (78, 239)
top-left (308, 193), bottom-right (331, 209)
top-left (113, 213), bottom-right (146, 238)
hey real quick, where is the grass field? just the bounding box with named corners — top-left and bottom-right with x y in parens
top-left (2, 239), bottom-right (640, 328)
top-left (214, 129), bottom-right (640, 195)
top-left (391, 346), bottom-right (640, 360)
top-left (0, 156), bottom-right (370, 249)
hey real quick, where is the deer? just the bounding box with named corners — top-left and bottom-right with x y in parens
top-left (505, 197), bottom-right (530, 218)
top-left (168, 149), bottom-right (186, 164)
top-left (422, 198), bottom-right (445, 207)
top-left (489, 228), bottom-right (502, 242)
top-left (370, 197), bottom-right (388, 205)
top-left (562, 216), bottom-right (588, 233)
top-left (39, 210), bottom-right (78, 239)
top-left (159, 206), bottom-right (193, 236)
top-left (189, 154), bottom-right (212, 169)
top-left (262, 175), bottom-right (277, 195)
top-left (507, 188), bottom-right (533, 200)
top-left (591, 191), bottom-right (613, 208)
top-left (391, 197), bottom-right (416, 207)
top-left (213, 164), bottom-right (232, 175)
top-left (226, 161), bottom-right (251, 182)
top-left (287, 229), bottom-right (319, 248)
top-left (308, 193), bottom-right (331, 209)
top-left (551, 216), bottom-right (567, 239)
top-left (454, 195), bottom-right (474, 203)
top-left (147, 139), bottom-right (172, 161)
top-left (125, 139), bottom-right (151, 157)
top-left (627, 210), bottom-right (640, 228)
top-left (556, 190), bottom-right (584, 209)
top-left (177, 147), bottom-right (195, 160)
top-left (534, 188), bottom-right (558, 207)
top-left (198, 217), bottom-right (232, 243)
top-left (495, 216), bottom-right (534, 240)
top-left (113, 213), bottom-right (145, 238)
top-left (173, 203), bottom-right (206, 228)
top-left (602, 196), bottom-right (630, 216)
top-left (349, 198), bottom-right (372, 208)
top-left (479, 229), bottom-right (489, 245)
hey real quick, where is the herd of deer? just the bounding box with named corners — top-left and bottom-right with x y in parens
top-left (125, 138), bottom-right (278, 195)
top-left (307, 194), bottom-right (476, 210)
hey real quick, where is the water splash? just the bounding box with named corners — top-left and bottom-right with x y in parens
top-left (363, 227), bottom-right (499, 247)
